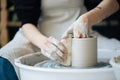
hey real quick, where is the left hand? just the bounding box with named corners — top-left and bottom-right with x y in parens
top-left (41, 37), bottom-right (68, 63)
top-left (61, 15), bottom-right (90, 38)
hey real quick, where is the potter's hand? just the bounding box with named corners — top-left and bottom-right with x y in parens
top-left (60, 37), bottom-right (72, 66)
top-left (62, 15), bottom-right (90, 38)
top-left (41, 37), bottom-right (67, 63)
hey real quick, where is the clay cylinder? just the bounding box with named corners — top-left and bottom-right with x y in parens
top-left (71, 37), bottom-right (97, 68)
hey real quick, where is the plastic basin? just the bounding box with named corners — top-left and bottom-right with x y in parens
top-left (15, 49), bottom-right (120, 80)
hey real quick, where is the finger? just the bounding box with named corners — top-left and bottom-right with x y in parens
top-left (78, 22), bottom-right (89, 38)
top-left (53, 41), bottom-right (67, 57)
top-left (74, 30), bottom-right (81, 38)
top-left (73, 25), bottom-right (81, 38)
top-left (48, 37), bottom-right (59, 44)
top-left (51, 52), bottom-right (63, 62)
top-left (41, 49), bottom-right (54, 60)
top-left (61, 25), bottom-right (74, 39)
top-left (46, 45), bottom-right (64, 62)
top-left (43, 42), bottom-right (54, 53)
top-left (48, 37), bottom-right (68, 62)
top-left (48, 37), bottom-right (65, 56)
top-left (60, 39), bottom-right (70, 63)
top-left (41, 48), bottom-right (62, 62)
top-left (41, 41), bottom-right (64, 62)
top-left (48, 43), bottom-right (64, 57)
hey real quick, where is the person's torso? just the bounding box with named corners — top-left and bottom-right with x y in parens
top-left (38, 0), bottom-right (87, 40)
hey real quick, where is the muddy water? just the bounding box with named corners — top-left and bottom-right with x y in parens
top-left (34, 60), bottom-right (111, 69)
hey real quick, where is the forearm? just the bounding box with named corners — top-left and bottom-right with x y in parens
top-left (22, 23), bottom-right (47, 48)
top-left (82, 0), bottom-right (119, 26)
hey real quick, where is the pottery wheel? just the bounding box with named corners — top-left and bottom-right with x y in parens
top-left (34, 59), bottom-right (111, 69)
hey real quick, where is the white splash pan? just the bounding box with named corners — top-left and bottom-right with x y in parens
top-left (15, 49), bottom-right (120, 80)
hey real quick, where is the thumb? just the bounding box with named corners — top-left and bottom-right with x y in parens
top-left (61, 26), bottom-right (73, 39)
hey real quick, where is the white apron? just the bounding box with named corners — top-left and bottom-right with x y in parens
top-left (38, 0), bottom-right (87, 40)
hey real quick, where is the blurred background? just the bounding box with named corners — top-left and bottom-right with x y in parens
top-left (0, 0), bottom-right (120, 47)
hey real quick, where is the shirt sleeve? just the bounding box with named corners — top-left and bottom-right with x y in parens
top-left (117, 0), bottom-right (120, 6)
top-left (14, 0), bottom-right (41, 26)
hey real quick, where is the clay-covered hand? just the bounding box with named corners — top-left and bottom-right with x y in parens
top-left (62, 15), bottom-right (90, 38)
top-left (40, 37), bottom-right (67, 63)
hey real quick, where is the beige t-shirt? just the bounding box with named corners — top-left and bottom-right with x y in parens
top-left (38, 0), bottom-right (87, 40)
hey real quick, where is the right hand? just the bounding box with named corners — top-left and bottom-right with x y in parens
top-left (61, 15), bottom-right (90, 39)
top-left (40, 37), bottom-right (68, 63)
